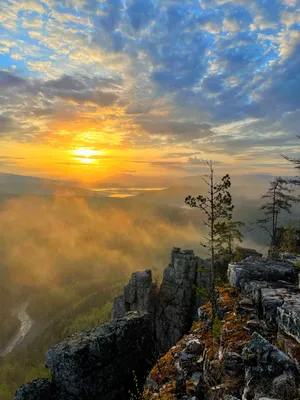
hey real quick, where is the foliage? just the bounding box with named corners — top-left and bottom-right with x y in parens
top-left (212, 316), bottom-right (223, 339)
top-left (279, 221), bottom-right (298, 254)
top-left (282, 137), bottom-right (300, 188)
top-left (185, 161), bottom-right (234, 320)
top-left (192, 285), bottom-right (209, 300)
top-left (256, 177), bottom-right (296, 253)
top-left (215, 221), bottom-right (244, 260)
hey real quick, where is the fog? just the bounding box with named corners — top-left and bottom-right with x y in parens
top-left (0, 195), bottom-right (203, 291)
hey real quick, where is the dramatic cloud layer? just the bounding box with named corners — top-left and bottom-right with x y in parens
top-left (0, 0), bottom-right (299, 179)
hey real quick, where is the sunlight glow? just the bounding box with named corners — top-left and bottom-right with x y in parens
top-left (73, 148), bottom-right (102, 158)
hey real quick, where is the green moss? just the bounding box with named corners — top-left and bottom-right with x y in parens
top-left (212, 316), bottom-right (223, 339)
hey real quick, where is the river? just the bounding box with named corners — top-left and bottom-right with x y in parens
top-left (0, 302), bottom-right (34, 357)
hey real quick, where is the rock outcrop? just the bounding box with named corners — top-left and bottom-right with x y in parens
top-left (243, 332), bottom-right (299, 400)
top-left (112, 269), bottom-right (157, 319)
top-left (15, 379), bottom-right (52, 400)
top-left (144, 255), bottom-right (300, 400)
top-left (227, 257), bottom-right (297, 291)
top-left (112, 247), bottom-right (209, 352)
top-left (45, 314), bottom-right (155, 400)
top-left (15, 249), bottom-right (300, 400)
top-left (228, 257), bottom-right (300, 341)
top-left (15, 248), bottom-right (208, 400)
top-left (155, 249), bottom-right (208, 352)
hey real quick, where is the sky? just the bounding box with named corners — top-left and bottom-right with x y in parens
top-left (0, 0), bottom-right (300, 184)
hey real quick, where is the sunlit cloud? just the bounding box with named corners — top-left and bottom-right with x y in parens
top-left (0, 0), bottom-right (299, 181)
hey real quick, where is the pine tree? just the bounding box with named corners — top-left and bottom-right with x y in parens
top-left (256, 177), bottom-right (295, 256)
top-left (185, 161), bottom-right (234, 321)
top-left (215, 220), bottom-right (244, 260)
top-left (282, 136), bottom-right (300, 187)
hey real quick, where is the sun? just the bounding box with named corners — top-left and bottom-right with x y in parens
top-left (71, 148), bottom-right (105, 165)
top-left (73, 148), bottom-right (99, 158)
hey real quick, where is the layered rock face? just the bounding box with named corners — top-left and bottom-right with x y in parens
top-left (228, 257), bottom-right (300, 340)
top-left (145, 255), bottom-right (300, 400)
top-left (112, 269), bottom-right (157, 320)
top-left (112, 248), bottom-right (209, 353)
top-left (155, 249), bottom-right (203, 351)
top-left (16, 248), bottom-right (208, 400)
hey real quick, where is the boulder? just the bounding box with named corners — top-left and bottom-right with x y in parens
top-left (15, 378), bottom-right (52, 400)
top-left (228, 259), bottom-right (297, 291)
top-left (45, 314), bottom-right (155, 400)
top-left (242, 332), bottom-right (299, 400)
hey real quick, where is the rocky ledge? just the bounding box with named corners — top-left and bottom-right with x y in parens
top-left (142, 255), bottom-right (300, 400)
top-left (15, 250), bottom-right (300, 400)
top-left (228, 257), bottom-right (300, 342)
top-left (15, 248), bottom-right (209, 400)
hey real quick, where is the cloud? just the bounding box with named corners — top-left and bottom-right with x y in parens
top-left (0, 71), bottom-right (25, 89)
top-left (0, 116), bottom-right (19, 136)
top-left (1, 0), bottom-right (300, 170)
top-left (43, 75), bottom-right (120, 106)
top-left (138, 118), bottom-right (213, 140)
top-left (187, 156), bottom-right (223, 165)
top-left (161, 151), bottom-right (203, 159)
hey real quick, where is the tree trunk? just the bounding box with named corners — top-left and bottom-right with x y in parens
top-left (210, 164), bottom-right (217, 321)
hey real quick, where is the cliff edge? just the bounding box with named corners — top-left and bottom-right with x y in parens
top-left (15, 248), bottom-right (208, 400)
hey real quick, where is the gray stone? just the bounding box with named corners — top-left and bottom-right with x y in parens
top-left (15, 378), bottom-right (52, 400)
top-left (256, 398), bottom-right (280, 400)
top-left (185, 339), bottom-right (203, 355)
top-left (111, 249), bottom-right (208, 353)
top-left (111, 295), bottom-right (125, 319)
top-left (271, 374), bottom-right (298, 400)
top-left (112, 269), bottom-right (157, 319)
top-left (239, 298), bottom-right (254, 309)
top-left (242, 333), bottom-right (299, 400)
top-left (280, 252), bottom-right (300, 265)
top-left (245, 319), bottom-right (268, 336)
top-left (257, 398), bottom-right (280, 400)
top-left (197, 307), bottom-right (208, 321)
top-left (224, 352), bottom-right (244, 378)
top-left (155, 249), bottom-right (208, 352)
top-left (45, 314), bottom-right (155, 400)
top-left (277, 295), bottom-right (300, 343)
top-left (228, 259), bottom-right (297, 291)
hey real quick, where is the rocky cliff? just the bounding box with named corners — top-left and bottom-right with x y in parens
top-left (15, 250), bottom-right (300, 400)
top-left (112, 248), bottom-right (209, 353)
top-left (143, 254), bottom-right (300, 400)
top-left (15, 248), bottom-right (208, 400)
